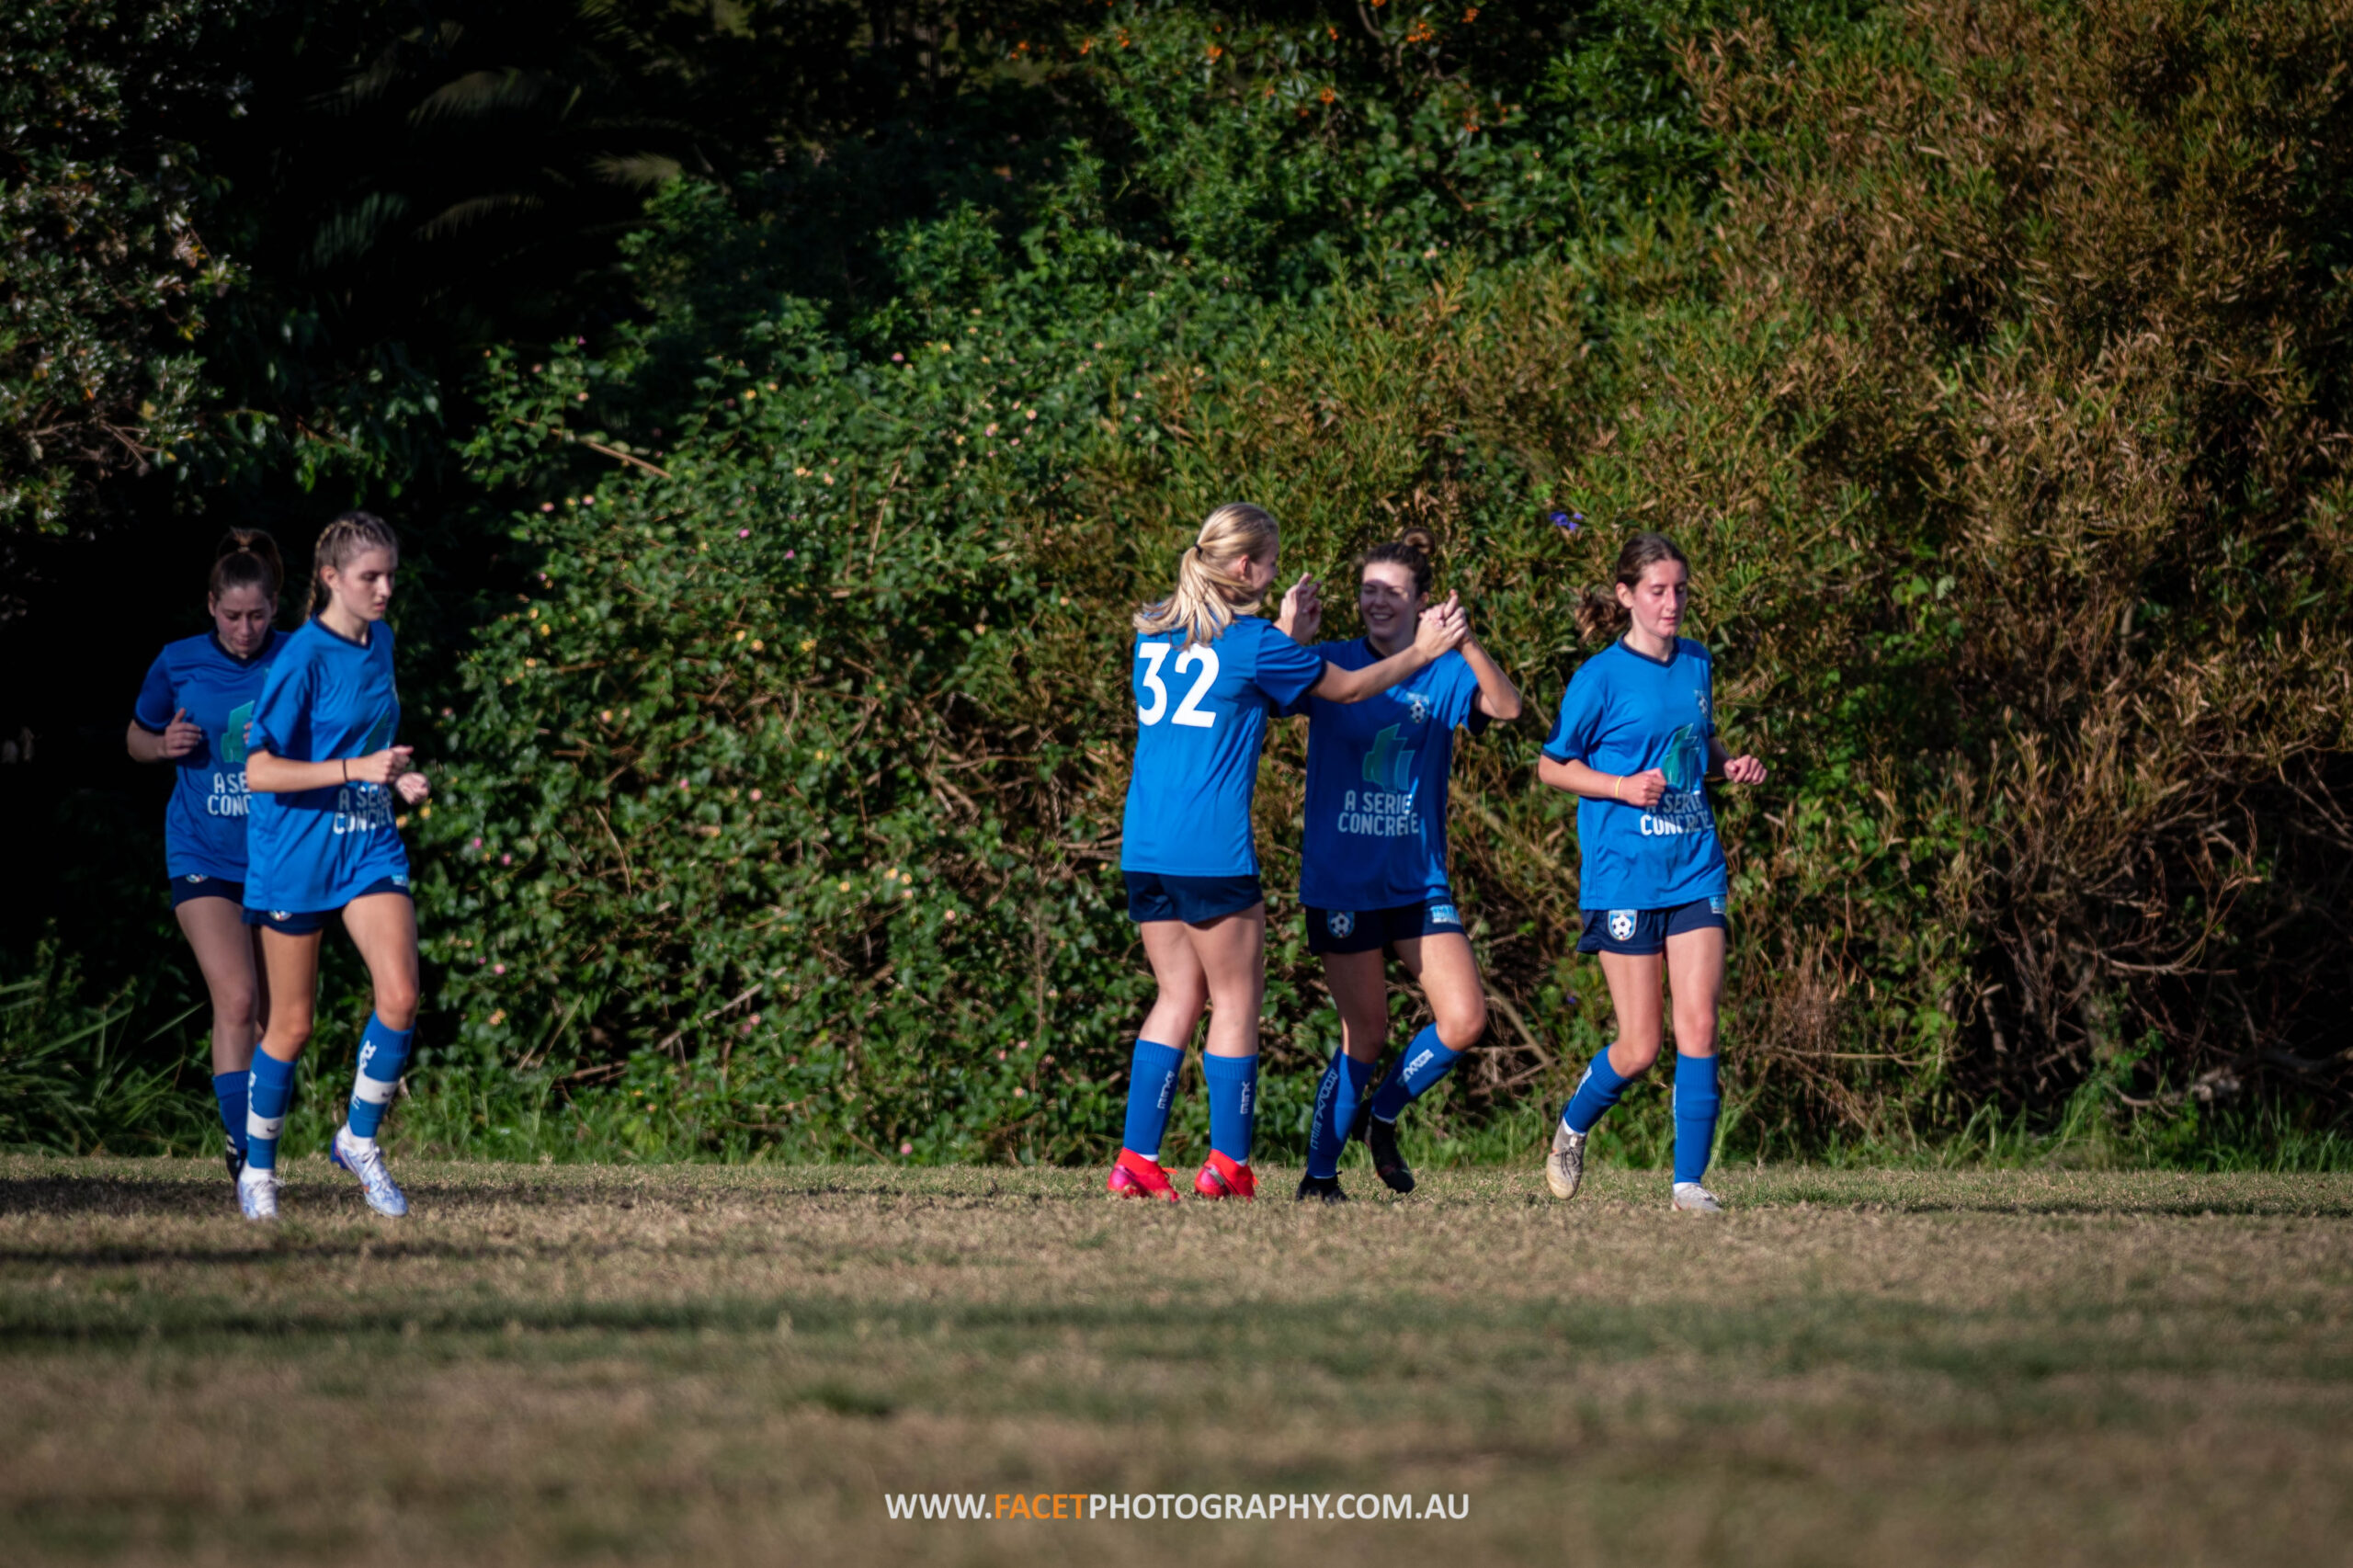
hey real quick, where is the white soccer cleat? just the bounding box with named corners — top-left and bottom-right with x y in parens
top-left (237, 1166), bottom-right (279, 1221)
top-left (1671, 1182), bottom-right (1724, 1214)
top-left (330, 1126), bottom-right (409, 1218)
top-left (1544, 1121), bottom-right (1587, 1201)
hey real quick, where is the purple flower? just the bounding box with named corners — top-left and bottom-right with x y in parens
top-left (1550, 510), bottom-right (1585, 532)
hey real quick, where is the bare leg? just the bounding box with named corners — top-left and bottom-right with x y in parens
top-left (175, 898), bottom-right (262, 1075)
top-left (1137, 919), bottom-right (1211, 1050)
top-left (1665, 926), bottom-right (1725, 1060)
top-left (340, 892), bottom-right (421, 1029)
top-left (1597, 950), bottom-right (1666, 1077)
top-left (1391, 931), bottom-right (1489, 1051)
top-left (1185, 903), bottom-right (1266, 1060)
top-left (256, 929), bottom-right (324, 1065)
top-left (1322, 949), bottom-right (1390, 1065)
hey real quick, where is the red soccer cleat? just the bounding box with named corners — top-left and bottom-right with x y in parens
top-left (1108, 1148), bottom-right (1182, 1203)
top-left (1192, 1149), bottom-right (1256, 1200)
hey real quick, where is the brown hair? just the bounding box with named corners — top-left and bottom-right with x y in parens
top-left (309, 510), bottom-right (400, 617)
top-left (1575, 530), bottom-right (1690, 642)
top-left (1358, 526), bottom-right (1435, 598)
top-left (209, 528), bottom-right (283, 605)
top-left (1133, 503), bottom-right (1279, 649)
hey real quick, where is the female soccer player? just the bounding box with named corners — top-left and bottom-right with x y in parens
top-left (1535, 531), bottom-right (1767, 1212)
top-left (1110, 503), bottom-right (1466, 1202)
top-left (234, 511), bottom-right (430, 1221)
top-left (127, 529), bottom-right (286, 1183)
top-left (1283, 528), bottom-right (1523, 1203)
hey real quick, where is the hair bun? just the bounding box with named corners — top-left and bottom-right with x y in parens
top-left (1398, 527), bottom-right (1437, 556)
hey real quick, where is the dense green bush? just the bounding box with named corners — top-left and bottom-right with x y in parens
top-left (400, 0), bottom-right (2353, 1168)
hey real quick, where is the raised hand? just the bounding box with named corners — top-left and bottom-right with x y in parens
top-left (1414, 592), bottom-right (1468, 657)
top-left (162, 708), bottom-right (203, 758)
top-left (1276, 572), bottom-right (1323, 643)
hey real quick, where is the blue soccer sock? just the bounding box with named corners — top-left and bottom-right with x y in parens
top-left (1562, 1045), bottom-right (1637, 1136)
top-left (213, 1071), bottom-right (249, 1154)
top-left (1368, 1023), bottom-right (1468, 1123)
top-left (1305, 1050), bottom-right (1375, 1179)
top-left (1202, 1052), bottom-right (1258, 1165)
top-left (1120, 1040), bottom-right (1186, 1161)
top-left (1674, 1052), bottom-right (1722, 1185)
top-left (245, 1050), bottom-right (298, 1172)
top-left (347, 1015), bottom-right (415, 1141)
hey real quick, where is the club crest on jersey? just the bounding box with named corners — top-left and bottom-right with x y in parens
top-left (1327, 910), bottom-right (1356, 938)
top-left (1406, 693), bottom-right (1431, 725)
top-left (1427, 903), bottom-right (1461, 927)
top-left (1608, 910), bottom-right (1637, 942)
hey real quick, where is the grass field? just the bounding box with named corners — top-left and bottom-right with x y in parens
top-left (4, 1158), bottom-right (2350, 1566)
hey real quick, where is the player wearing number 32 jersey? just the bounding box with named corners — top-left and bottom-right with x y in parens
top-left (1109, 503), bottom-right (1467, 1205)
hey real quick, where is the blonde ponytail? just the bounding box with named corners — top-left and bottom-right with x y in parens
top-left (1133, 503), bottom-right (1280, 649)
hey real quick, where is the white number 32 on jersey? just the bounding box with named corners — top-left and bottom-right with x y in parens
top-left (1136, 643), bottom-right (1220, 729)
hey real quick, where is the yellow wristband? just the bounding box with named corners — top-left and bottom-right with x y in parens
top-left (1611, 776), bottom-right (1621, 802)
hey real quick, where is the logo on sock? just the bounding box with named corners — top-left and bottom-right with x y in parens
top-left (1608, 910), bottom-right (1636, 942)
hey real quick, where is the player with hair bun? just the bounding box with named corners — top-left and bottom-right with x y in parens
top-left (1110, 504), bottom-right (1467, 1203)
top-left (1536, 530), bottom-right (1767, 1213)
top-left (1280, 527), bottom-right (1523, 1203)
top-left (234, 511), bottom-right (430, 1221)
top-left (127, 528), bottom-right (287, 1188)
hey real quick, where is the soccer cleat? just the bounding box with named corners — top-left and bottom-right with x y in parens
top-left (1671, 1182), bottom-right (1725, 1214)
top-left (1193, 1149), bottom-right (1256, 1200)
top-left (1107, 1148), bottom-right (1182, 1203)
top-left (223, 1142), bottom-right (245, 1184)
top-left (330, 1125), bottom-right (409, 1218)
top-left (1351, 1103), bottom-right (1416, 1195)
top-left (1294, 1173), bottom-right (1348, 1205)
top-left (1544, 1121), bottom-right (1587, 1201)
top-left (237, 1165), bottom-right (278, 1221)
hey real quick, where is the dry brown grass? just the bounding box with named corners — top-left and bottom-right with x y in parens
top-left (4, 1158), bottom-right (2351, 1565)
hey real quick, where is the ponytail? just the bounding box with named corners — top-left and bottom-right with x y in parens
top-left (1134, 503), bottom-right (1280, 650)
top-left (1577, 530), bottom-right (1688, 642)
top-left (309, 511), bottom-right (400, 618)
top-left (209, 528), bottom-right (283, 605)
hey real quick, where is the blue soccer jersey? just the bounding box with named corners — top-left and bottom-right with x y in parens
top-left (132, 630), bottom-right (284, 881)
top-left (1541, 637), bottom-right (1727, 910)
top-left (243, 618), bottom-right (410, 915)
top-left (1291, 642), bottom-right (1485, 910)
top-left (1120, 617), bottom-right (1325, 877)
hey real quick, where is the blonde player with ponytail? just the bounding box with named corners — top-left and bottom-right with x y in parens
top-left (1109, 504), bottom-right (1467, 1202)
top-left (235, 512), bottom-right (429, 1221)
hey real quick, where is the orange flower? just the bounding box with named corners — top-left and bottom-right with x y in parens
top-left (1207, 43), bottom-right (1223, 60)
top-left (1318, 85), bottom-right (1336, 104)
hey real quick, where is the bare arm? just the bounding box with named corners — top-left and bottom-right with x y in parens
top-left (247, 744), bottom-right (415, 794)
top-left (1537, 754), bottom-right (1668, 808)
top-left (1309, 595), bottom-right (1467, 704)
top-left (1461, 638), bottom-right (1523, 722)
top-left (126, 709), bottom-right (202, 764)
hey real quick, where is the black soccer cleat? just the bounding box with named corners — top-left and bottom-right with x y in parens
top-left (1351, 1102), bottom-right (1417, 1194)
top-left (1294, 1173), bottom-right (1349, 1205)
top-left (224, 1142), bottom-right (245, 1183)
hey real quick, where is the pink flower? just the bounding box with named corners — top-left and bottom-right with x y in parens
top-left (784, 550), bottom-right (796, 559)
top-left (471, 837), bottom-right (483, 849)
top-left (738, 528), bottom-right (750, 538)
top-left (500, 853), bottom-right (513, 865)
top-left (891, 352), bottom-right (905, 362)
top-left (493, 963), bottom-right (507, 975)
top-left (899, 1141), bottom-right (914, 1155)
top-left (749, 789), bottom-right (763, 801)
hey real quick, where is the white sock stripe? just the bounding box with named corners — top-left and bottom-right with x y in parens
top-left (246, 1110), bottom-right (285, 1140)
top-left (351, 1074), bottom-right (398, 1106)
